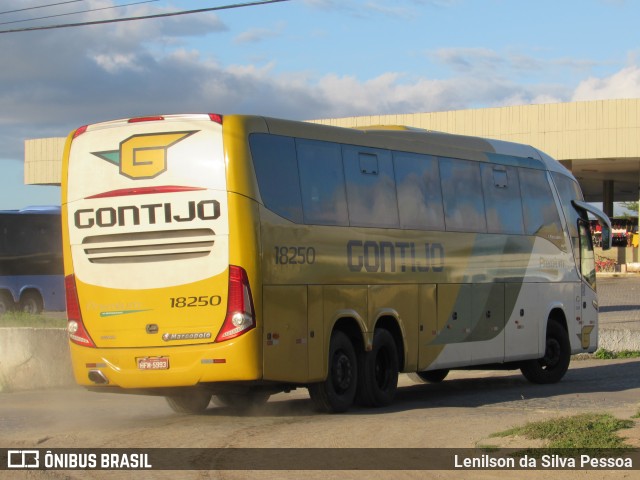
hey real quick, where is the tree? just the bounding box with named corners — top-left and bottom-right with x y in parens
top-left (620, 201), bottom-right (639, 218)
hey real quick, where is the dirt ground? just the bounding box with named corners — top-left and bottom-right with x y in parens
top-left (1, 357), bottom-right (639, 480)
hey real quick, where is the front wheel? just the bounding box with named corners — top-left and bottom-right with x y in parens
top-left (520, 321), bottom-right (570, 384)
top-left (308, 330), bottom-right (358, 413)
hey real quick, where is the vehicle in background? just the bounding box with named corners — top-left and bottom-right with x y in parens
top-left (0, 206), bottom-right (65, 314)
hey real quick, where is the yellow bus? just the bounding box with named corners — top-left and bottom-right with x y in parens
top-left (61, 114), bottom-right (611, 413)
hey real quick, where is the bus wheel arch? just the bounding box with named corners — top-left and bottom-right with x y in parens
top-left (19, 289), bottom-right (43, 315)
top-left (308, 319), bottom-right (361, 413)
top-left (520, 310), bottom-right (570, 384)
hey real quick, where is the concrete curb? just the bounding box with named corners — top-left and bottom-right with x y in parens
top-left (0, 328), bottom-right (75, 392)
top-left (0, 327), bottom-right (638, 393)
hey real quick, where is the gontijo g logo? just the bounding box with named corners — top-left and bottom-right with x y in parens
top-left (92, 131), bottom-right (197, 180)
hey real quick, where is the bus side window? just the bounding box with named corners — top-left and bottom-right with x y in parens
top-left (551, 172), bottom-right (584, 266)
top-left (518, 168), bottom-right (564, 246)
top-left (297, 139), bottom-right (349, 226)
top-left (440, 157), bottom-right (487, 233)
top-left (394, 152), bottom-right (445, 231)
top-left (249, 133), bottom-right (303, 224)
top-left (481, 164), bottom-right (524, 235)
top-left (343, 146), bottom-right (399, 228)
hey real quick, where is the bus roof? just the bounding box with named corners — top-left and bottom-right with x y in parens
top-left (70, 113), bottom-right (573, 178)
top-left (0, 206), bottom-right (61, 215)
top-left (261, 116), bottom-right (573, 177)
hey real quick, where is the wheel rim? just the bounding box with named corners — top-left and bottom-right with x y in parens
top-left (331, 350), bottom-right (353, 393)
top-left (22, 300), bottom-right (37, 314)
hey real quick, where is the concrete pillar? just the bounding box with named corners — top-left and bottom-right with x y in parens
top-left (603, 180), bottom-right (614, 217)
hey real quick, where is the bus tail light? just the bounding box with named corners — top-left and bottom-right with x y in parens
top-left (73, 125), bottom-right (88, 138)
top-left (208, 114), bottom-right (223, 124)
top-left (215, 266), bottom-right (255, 342)
top-left (65, 274), bottom-right (96, 348)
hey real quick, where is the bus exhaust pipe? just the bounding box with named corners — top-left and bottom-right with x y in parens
top-left (88, 370), bottom-right (109, 385)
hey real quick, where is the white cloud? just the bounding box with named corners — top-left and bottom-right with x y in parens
top-left (92, 53), bottom-right (145, 73)
top-left (572, 65), bottom-right (640, 101)
top-left (0, 37), bottom-right (577, 160)
top-left (1, 0), bottom-right (637, 167)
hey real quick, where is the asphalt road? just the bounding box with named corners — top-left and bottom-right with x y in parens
top-left (597, 276), bottom-right (640, 331)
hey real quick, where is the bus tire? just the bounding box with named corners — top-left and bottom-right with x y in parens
top-left (20, 291), bottom-right (43, 315)
top-left (212, 391), bottom-right (270, 410)
top-left (356, 328), bottom-right (399, 407)
top-left (165, 389), bottom-right (212, 414)
top-left (308, 330), bottom-right (357, 413)
top-left (410, 369), bottom-right (449, 384)
top-left (520, 321), bottom-right (570, 384)
top-left (0, 291), bottom-right (15, 315)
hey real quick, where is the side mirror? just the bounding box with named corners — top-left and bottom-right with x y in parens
top-left (572, 201), bottom-right (612, 250)
top-left (599, 223), bottom-right (612, 251)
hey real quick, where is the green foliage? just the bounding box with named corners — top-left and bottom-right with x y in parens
top-left (595, 348), bottom-right (640, 359)
top-left (491, 413), bottom-right (634, 450)
top-left (620, 201), bottom-right (639, 215)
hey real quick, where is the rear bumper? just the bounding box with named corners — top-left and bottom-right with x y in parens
top-left (69, 328), bottom-right (262, 388)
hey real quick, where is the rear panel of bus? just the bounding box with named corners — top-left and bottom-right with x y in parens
top-left (62, 114), bottom-right (262, 389)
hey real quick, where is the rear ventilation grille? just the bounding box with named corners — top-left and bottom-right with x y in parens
top-left (81, 229), bottom-right (215, 264)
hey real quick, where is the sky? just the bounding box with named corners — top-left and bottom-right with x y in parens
top-left (1, 0), bottom-right (640, 210)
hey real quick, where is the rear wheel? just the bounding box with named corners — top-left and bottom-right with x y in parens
top-left (411, 369), bottom-right (449, 384)
top-left (308, 330), bottom-right (357, 413)
top-left (0, 291), bottom-right (14, 315)
top-left (20, 291), bottom-right (43, 315)
top-left (520, 321), bottom-right (570, 384)
top-left (165, 389), bottom-right (212, 414)
top-left (212, 391), bottom-right (270, 410)
top-left (356, 329), bottom-right (399, 407)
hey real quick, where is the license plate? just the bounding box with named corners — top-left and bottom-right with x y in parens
top-left (137, 357), bottom-right (169, 370)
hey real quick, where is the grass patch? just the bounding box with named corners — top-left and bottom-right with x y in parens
top-left (491, 413), bottom-right (634, 451)
top-left (0, 311), bottom-right (66, 328)
top-left (594, 348), bottom-right (640, 359)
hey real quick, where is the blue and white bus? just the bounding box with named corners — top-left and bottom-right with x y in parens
top-left (0, 206), bottom-right (65, 314)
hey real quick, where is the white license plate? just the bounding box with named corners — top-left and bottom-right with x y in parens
top-left (137, 357), bottom-right (169, 370)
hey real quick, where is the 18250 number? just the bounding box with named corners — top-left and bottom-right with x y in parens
top-left (274, 246), bottom-right (316, 265)
top-left (170, 296), bottom-right (222, 308)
